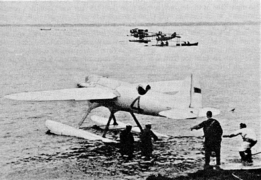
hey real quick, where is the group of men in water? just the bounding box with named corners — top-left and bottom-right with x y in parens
top-left (119, 111), bottom-right (258, 169)
top-left (120, 123), bottom-right (158, 161)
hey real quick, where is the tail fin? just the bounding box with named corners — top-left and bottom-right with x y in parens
top-left (173, 74), bottom-right (202, 108)
top-left (160, 75), bottom-right (221, 119)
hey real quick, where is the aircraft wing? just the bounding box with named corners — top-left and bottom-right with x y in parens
top-left (159, 108), bottom-right (198, 119)
top-left (4, 88), bottom-right (118, 101)
top-left (133, 80), bottom-right (183, 95)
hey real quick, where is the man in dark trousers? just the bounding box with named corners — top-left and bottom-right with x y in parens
top-left (120, 125), bottom-right (134, 160)
top-left (140, 124), bottom-right (158, 160)
top-left (191, 111), bottom-right (223, 169)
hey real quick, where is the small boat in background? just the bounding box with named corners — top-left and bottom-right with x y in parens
top-left (129, 39), bottom-right (151, 43)
top-left (40, 28), bottom-right (51, 31)
top-left (176, 41), bottom-right (198, 46)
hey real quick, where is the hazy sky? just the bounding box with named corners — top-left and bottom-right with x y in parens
top-left (0, 0), bottom-right (260, 25)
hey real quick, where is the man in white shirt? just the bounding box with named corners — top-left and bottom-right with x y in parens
top-left (223, 123), bottom-right (257, 163)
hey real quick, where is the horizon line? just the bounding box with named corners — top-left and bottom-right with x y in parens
top-left (0, 21), bottom-right (259, 27)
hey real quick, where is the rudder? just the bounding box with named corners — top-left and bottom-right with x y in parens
top-left (172, 74), bottom-right (202, 108)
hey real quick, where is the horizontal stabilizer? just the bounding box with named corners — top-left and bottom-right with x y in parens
top-left (159, 109), bottom-right (198, 119)
top-left (160, 107), bottom-right (221, 119)
top-left (4, 88), bottom-right (117, 101)
top-left (45, 120), bottom-right (116, 143)
top-left (91, 115), bottom-right (168, 138)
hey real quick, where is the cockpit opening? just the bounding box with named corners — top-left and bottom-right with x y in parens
top-left (137, 85), bottom-right (151, 95)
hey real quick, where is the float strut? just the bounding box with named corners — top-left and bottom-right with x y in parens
top-left (102, 112), bottom-right (116, 138)
top-left (130, 112), bottom-right (143, 132)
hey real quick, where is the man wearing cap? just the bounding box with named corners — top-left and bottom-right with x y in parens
top-left (140, 124), bottom-right (158, 160)
top-left (120, 125), bottom-right (134, 160)
top-left (223, 123), bottom-right (257, 163)
top-left (191, 111), bottom-right (223, 169)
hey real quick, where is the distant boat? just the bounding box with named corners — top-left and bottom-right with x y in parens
top-left (176, 42), bottom-right (198, 46)
top-left (40, 28), bottom-right (51, 31)
top-left (152, 43), bottom-right (169, 47)
top-left (129, 39), bottom-right (151, 43)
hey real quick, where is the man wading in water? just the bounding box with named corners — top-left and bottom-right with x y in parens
top-left (140, 124), bottom-right (158, 161)
top-left (223, 123), bottom-right (257, 164)
top-left (191, 111), bottom-right (223, 169)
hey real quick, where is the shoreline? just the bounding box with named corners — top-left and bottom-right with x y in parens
top-left (2, 134), bottom-right (261, 180)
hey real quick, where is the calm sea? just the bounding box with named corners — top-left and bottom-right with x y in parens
top-left (0, 0), bottom-right (260, 178)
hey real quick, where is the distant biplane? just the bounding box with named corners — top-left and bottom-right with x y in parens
top-left (155, 32), bottom-right (181, 46)
top-left (129, 28), bottom-right (159, 43)
top-left (128, 28), bottom-right (182, 46)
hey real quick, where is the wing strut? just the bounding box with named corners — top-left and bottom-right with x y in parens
top-left (78, 102), bottom-right (99, 127)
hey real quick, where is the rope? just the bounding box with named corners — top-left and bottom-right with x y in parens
top-left (232, 173), bottom-right (243, 180)
top-left (253, 151), bottom-right (261, 156)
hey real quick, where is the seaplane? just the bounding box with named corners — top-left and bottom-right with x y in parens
top-left (155, 32), bottom-right (181, 46)
top-left (4, 74), bottom-right (220, 143)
